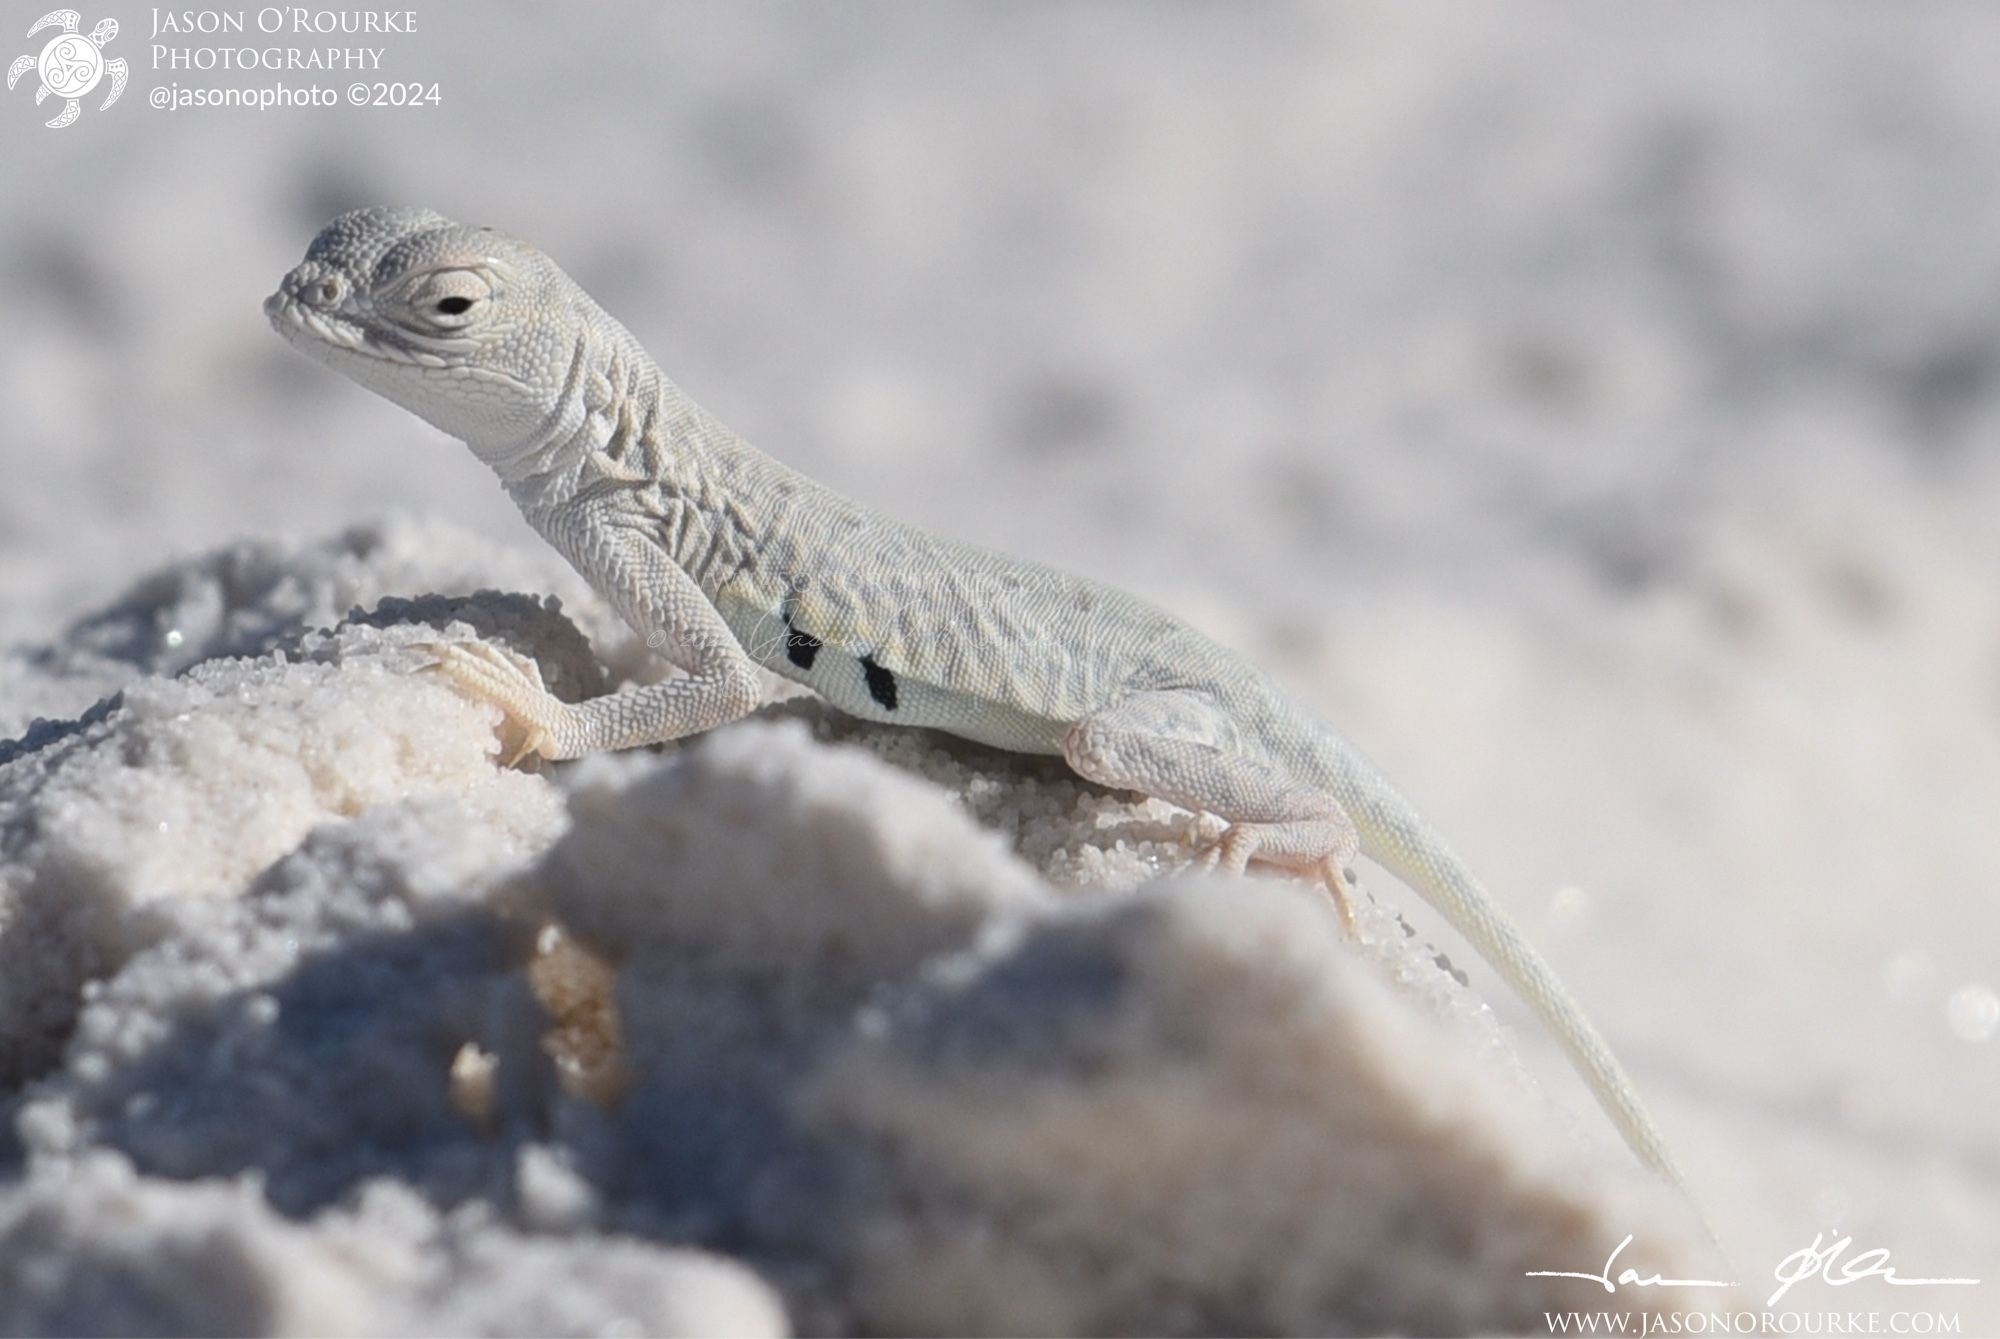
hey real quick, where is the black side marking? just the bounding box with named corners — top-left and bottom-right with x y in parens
top-left (784, 618), bottom-right (822, 671)
top-left (860, 656), bottom-right (899, 710)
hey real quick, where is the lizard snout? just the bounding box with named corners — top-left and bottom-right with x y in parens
top-left (275, 263), bottom-right (349, 311)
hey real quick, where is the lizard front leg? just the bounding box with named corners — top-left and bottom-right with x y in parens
top-left (1063, 689), bottom-right (1362, 927)
top-left (423, 520), bottom-right (762, 762)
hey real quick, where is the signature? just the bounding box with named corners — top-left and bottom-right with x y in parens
top-left (1525, 1234), bottom-right (1733, 1293)
top-left (1526, 1231), bottom-right (1981, 1309)
top-left (1766, 1230), bottom-right (1981, 1308)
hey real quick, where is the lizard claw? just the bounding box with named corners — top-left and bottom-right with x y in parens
top-left (501, 725), bottom-right (555, 769)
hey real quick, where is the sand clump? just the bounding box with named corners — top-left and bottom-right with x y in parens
top-left (0, 521), bottom-right (1715, 1335)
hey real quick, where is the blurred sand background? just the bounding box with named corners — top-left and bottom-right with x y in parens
top-left (2, 3), bottom-right (1996, 1333)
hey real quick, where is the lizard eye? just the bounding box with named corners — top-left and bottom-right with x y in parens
top-left (404, 270), bottom-right (492, 330)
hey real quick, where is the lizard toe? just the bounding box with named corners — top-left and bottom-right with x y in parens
top-left (413, 639), bottom-right (569, 764)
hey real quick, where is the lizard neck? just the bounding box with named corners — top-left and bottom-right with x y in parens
top-left (482, 313), bottom-right (659, 511)
top-left (491, 306), bottom-right (818, 602)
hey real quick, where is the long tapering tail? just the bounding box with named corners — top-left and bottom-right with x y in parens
top-left (1321, 739), bottom-right (1692, 1196)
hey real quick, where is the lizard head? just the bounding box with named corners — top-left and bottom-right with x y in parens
top-left (266, 206), bottom-right (581, 456)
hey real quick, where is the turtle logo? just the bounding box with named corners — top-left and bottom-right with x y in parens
top-left (7, 9), bottom-right (127, 129)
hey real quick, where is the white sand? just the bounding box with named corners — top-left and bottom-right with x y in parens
top-left (3, 5), bottom-right (1995, 1334)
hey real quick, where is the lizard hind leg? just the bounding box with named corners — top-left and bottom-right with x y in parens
top-left (1063, 689), bottom-right (1361, 930)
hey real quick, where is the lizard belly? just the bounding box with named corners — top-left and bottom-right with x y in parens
top-left (718, 592), bottom-right (1073, 754)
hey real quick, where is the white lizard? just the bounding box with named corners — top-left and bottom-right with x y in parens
top-left (268, 205), bottom-right (1694, 1199)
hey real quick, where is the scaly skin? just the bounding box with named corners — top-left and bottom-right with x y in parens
top-left (268, 205), bottom-right (1698, 1205)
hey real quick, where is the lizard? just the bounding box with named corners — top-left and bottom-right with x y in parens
top-left (267, 205), bottom-right (1696, 1201)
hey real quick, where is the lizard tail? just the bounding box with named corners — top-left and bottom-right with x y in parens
top-left (1319, 741), bottom-right (1694, 1198)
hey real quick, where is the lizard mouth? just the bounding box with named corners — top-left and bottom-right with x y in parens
top-left (263, 287), bottom-right (457, 370)
top-left (264, 286), bottom-right (535, 402)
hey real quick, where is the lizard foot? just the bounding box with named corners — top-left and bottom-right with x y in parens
top-left (414, 639), bottom-right (571, 766)
top-left (1189, 823), bottom-right (1360, 937)
top-left (1190, 822), bottom-right (1259, 876)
